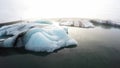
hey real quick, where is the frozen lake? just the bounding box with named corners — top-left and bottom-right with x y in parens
top-left (0, 24), bottom-right (120, 68)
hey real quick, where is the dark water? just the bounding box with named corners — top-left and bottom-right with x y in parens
top-left (0, 25), bottom-right (120, 68)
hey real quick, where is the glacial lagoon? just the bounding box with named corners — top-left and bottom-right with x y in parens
top-left (0, 24), bottom-right (120, 68)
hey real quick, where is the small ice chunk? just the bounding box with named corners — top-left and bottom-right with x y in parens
top-left (66, 39), bottom-right (78, 46)
top-left (81, 20), bottom-right (94, 28)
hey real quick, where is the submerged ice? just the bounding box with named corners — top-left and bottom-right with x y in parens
top-left (0, 20), bottom-right (77, 52)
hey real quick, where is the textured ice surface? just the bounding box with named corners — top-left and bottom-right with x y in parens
top-left (24, 26), bottom-right (77, 52)
top-left (59, 20), bottom-right (94, 28)
top-left (0, 21), bottom-right (77, 52)
top-left (79, 20), bottom-right (94, 28)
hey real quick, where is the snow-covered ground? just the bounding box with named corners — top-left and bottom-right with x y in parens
top-left (0, 20), bottom-right (77, 52)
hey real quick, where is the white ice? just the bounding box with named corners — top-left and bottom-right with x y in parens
top-left (0, 20), bottom-right (77, 52)
top-left (59, 20), bottom-right (94, 28)
top-left (91, 19), bottom-right (120, 27)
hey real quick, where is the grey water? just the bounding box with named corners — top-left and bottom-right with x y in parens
top-left (0, 25), bottom-right (120, 68)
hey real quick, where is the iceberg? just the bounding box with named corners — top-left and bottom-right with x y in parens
top-left (90, 19), bottom-right (120, 27)
top-left (59, 20), bottom-right (94, 28)
top-left (79, 20), bottom-right (94, 28)
top-left (59, 21), bottom-right (74, 26)
top-left (0, 20), bottom-right (77, 52)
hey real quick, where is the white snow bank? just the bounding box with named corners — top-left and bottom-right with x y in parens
top-left (0, 21), bottom-right (77, 52)
top-left (59, 20), bottom-right (94, 28)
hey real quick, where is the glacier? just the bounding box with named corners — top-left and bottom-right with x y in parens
top-left (0, 20), bottom-right (77, 52)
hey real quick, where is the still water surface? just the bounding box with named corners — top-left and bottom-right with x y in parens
top-left (0, 25), bottom-right (120, 68)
